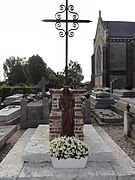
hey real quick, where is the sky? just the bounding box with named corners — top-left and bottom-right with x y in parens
top-left (0, 0), bottom-right (135, 82)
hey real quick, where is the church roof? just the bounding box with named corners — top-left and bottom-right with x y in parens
top-left (105, 21), bottom-right (135, 38)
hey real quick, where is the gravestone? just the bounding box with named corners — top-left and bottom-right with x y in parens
top-left (82, 94), bottom-right (91, 124)
top-left (90, 90), bottom-right (114, 109)
top-left (20, 97), bottom-right (50, 129)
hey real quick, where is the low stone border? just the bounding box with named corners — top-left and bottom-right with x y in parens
top-left (0, 125), bottom-right (17, 149)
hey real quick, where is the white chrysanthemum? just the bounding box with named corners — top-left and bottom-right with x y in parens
top-left (49, 136), bottom-right (89, 159)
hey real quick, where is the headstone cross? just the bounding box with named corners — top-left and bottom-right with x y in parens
top-left (39, 77), bottom-right (49, 98)
top-left (42, 0), bottom-right (91, 84)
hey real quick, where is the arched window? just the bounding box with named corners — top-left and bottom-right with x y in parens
top-left (96, 44), bottom-right (102, 74)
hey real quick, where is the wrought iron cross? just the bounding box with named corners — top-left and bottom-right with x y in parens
top-left (42, 0), bottom-right (91, 85)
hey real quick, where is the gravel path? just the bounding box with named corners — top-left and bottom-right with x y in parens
top-left (0, 123), bottom-right (135, 163)
top-left (102, 125), bottom-right (135, 162)
top-left (91, 116), bottom-right (135, 162)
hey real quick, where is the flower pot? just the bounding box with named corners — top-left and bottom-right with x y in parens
top-left (51, 156), bottom-right (88, 168)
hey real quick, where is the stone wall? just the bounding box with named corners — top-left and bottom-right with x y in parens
top-left (110, 42), bottom-right (126, 71)
top-left (49, 89), bottom-right (86, 141)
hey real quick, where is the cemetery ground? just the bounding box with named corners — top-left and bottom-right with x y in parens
top-left (0, 119), bottom-right (135, 163)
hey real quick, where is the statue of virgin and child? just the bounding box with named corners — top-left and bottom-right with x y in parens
top-left (59, 86), bottom-right (75, 137)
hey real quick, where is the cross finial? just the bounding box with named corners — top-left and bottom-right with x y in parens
top-left (99, 10), bottom-right (101, 17)
top-left (126, 103), bottom-right (130, 112)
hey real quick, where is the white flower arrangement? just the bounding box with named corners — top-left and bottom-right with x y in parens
top-left (49, 136), bottom-right (89, 160)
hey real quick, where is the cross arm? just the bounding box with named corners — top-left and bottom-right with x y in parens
top-left (42, 19), bottom-right (92, 23)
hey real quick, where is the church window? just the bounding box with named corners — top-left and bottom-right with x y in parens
top-left (96, 44), bottom-right (102, 74)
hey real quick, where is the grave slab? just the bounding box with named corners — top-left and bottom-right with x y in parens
top-left (0, 106), bottom-right (20, 125)
top-left (93, 109), bottom-right (123, 126)
top-left (22, 125), bottom-right (113, 163)
top-left (0, 125), bottom-right (17, 149)
top-left (19, 161), bottom-right (116, 180)
top-left (22, 125), bottom-right (50, 163)
top-left (84, 125), bottom-right (113, 162)
top-left (0, 125), bottom-right (135, 179)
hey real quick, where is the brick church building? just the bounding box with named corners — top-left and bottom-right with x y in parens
top-left (91, 11), bottom-right (135, 89)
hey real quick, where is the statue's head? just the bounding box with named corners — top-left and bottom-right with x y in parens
top-left (62, 86), bottom-right (70, 95)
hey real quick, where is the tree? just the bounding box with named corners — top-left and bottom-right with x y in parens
top-left (67, 60), bottom-right (84, 85)
top-left (47, 67), bottom-right (57, 87)
top-left (56, 72), bottom-right (65, 88)
top-left (3, 56), bottom-right (26, 85)
top-left (47, 68), bottom-right (65, 88)
top-left (25, 54), bottom-right (48, 84)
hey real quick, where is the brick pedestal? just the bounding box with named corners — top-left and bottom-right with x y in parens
top-left (49, 88), bottom-right (86, 141)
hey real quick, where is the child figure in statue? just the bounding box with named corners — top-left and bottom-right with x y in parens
top-left (59, 86), bottom-right (75, 136)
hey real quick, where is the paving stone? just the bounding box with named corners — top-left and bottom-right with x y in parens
top-left (0, 128), bottom-right (35, 180)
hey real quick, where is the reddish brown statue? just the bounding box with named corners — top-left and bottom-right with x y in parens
top-left (59, 86), bottom-right (75, 136)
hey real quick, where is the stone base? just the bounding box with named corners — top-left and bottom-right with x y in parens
top-left (19, 161), bottom-right (116, 179)
top-left (22, 125), bottom-right (113, 163)
top-left (0, 125), bottom-right (135, 179)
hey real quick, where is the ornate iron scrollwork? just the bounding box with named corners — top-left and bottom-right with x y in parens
top-left (55, 4), bottom-right (79, 37)
top-left (68, 5), bottom-right (79, 20)
top-left (68, 5), bottom-right (79, 37)
top-left (55, 4), bottom-right (66, 37)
